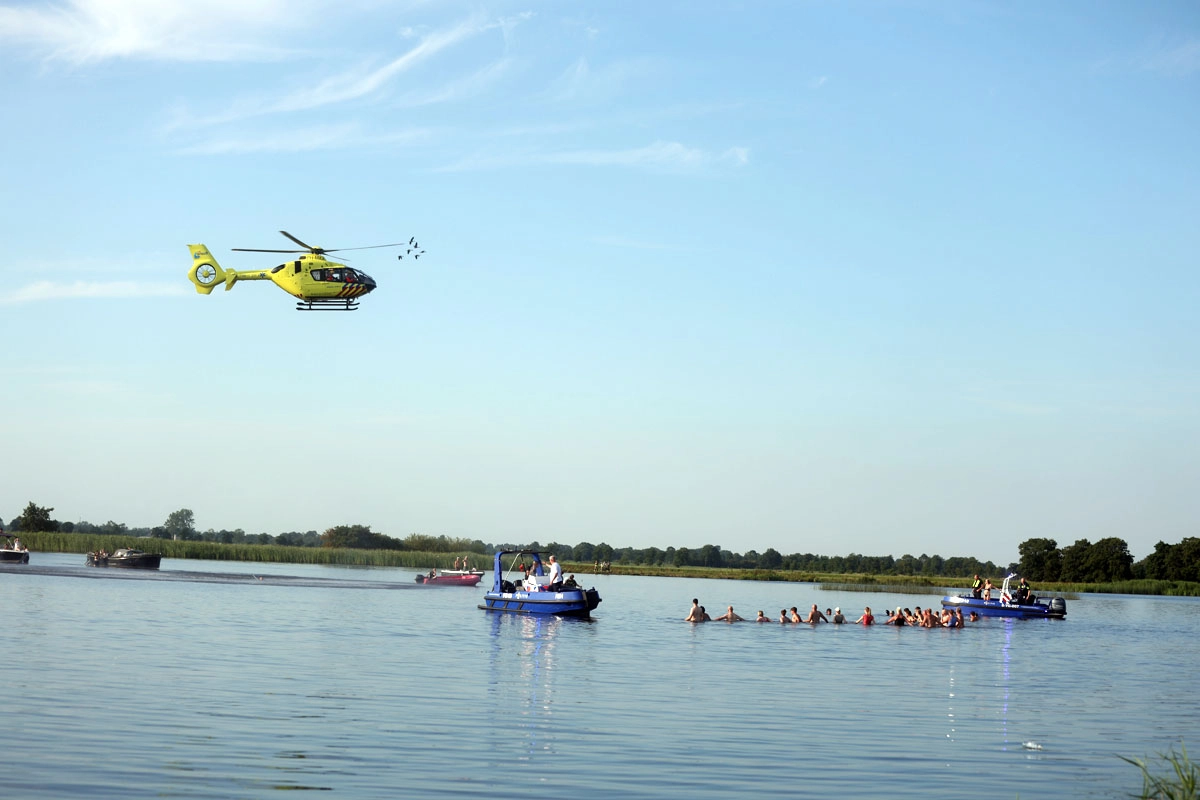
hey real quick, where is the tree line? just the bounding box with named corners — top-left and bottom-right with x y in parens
top-left (1018, 536), bottom-right (1200, 583)
top-left (7, 500), bottom-right (1196, 581)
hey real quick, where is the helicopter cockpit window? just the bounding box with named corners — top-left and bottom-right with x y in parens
top-left (345, 269), bottom-right (358, 283)
top-left (271, 264), bottom-right (285, 274)
top-left (330, 270), bottom-right (343, 282)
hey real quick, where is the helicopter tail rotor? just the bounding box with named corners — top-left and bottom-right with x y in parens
top-left (187, 244), bottom-right (234, 295)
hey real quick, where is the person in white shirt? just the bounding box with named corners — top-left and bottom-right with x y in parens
top-left (546, 555), bottom-right (563, 587)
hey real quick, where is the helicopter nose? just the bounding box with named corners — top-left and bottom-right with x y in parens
top-left (361, 273), bottom-right (376, 290)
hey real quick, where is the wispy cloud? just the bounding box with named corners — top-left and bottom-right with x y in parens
top-left (549, 140), bottom-right (710, 167)
top-left (1, 281), bottom-right (188, 304)
top-left (544, 56), bottom-right (660, 104)
top-left (809, 75), bottom-right (828, 89)
top-left (265, 14), bottom-right (492, 115)
top-left (0, 0), bottom-right (315, 63)
top-left (177, 123), bottom-right (431, 155)
top-left (1094, 36), bottom-right (1200, 78)
top-left (1139, 37), bottom-right (1200, 77)
top-left (164, 13), bottom-right (506, 132)
top-left (437, 140), bottom-right (750, 173)
top-left (393, 57), bottom-right (513, 107)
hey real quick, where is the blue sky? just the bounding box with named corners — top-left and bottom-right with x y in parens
top-left (1, 1), bottom-right (1197, 565)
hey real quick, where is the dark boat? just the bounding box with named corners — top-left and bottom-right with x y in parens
top-left (479, 550), bottom-right (601, 618)
top-left (0, 533), bottom-right (30, 564)
top-left (416, 569), bottom-right (484, 586)
top-left (941, 573), bottom-right (1066, 619)
top-left (86, 548), bottom-right (162, 569)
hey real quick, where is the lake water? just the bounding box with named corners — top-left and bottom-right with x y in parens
top-left (3, 554), bottom-right (1198, 799)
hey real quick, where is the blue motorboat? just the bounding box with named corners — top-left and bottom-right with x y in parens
top-left (941, 573), bottom-right (1066, 619)
top-left (479, 550), bottom-right (601, 618)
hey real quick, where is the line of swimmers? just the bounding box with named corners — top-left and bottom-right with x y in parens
top-left (685, 600), bottom-right (978, 627)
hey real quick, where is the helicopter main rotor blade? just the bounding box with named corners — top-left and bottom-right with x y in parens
top-left (232, 248), bottom-right (306, 253)
top-left (323, 242), bottom-right (409, 253)
top-left (279, 230), bottom-right (318, 251)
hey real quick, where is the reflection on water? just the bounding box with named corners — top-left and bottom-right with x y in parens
top-left (3, 558), bottom-right (1198, 799)
top-left (1001, 619), bottom-right (1012, 751)
top-left (487, 613), bottom-right (575, 761)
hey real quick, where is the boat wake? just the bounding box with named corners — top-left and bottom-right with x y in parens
top-left (0, 563), bottom-right (419, 590)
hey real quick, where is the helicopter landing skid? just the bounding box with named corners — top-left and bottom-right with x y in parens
top-left (295, 299), bottom-right (360, 312)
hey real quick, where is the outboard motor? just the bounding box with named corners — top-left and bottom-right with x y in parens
top-left (1049, 597), bottom-right (1067, 616)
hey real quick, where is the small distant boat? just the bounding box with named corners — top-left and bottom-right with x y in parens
top-left (479, 550), bottom-right (601, 618)
top-left (415, 569), bottom-right (483, 586)
top-left (0, 533), bottom-right (30, 564)
top-left (86, 548), bottom-right (162, 570)
top-left (941, 573), bottom-right (1065, 619)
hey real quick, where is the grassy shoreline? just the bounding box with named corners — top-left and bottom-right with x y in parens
top-left (14, 531), bottom-right (1200, 596)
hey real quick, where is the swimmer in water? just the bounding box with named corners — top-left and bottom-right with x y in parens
top-left (713, 605), bottom-right (745, 622)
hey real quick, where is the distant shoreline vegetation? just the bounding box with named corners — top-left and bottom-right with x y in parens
top-left (6, 502), bottom-right (1197, 595)
top-left (13, 534), bottom-right (1200, 598)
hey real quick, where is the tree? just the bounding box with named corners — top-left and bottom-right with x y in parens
top-left (699, 544), bottom-right (724, 568)
top-left (1018, 538), bottom-right (1061, 581)
top-left (320, 524), bottom-right (401, 550)
top-left (1084, 537), bottom-right (1133, 582)
top-left (1058, 539), bottom-right (1093, 582)
top-left (759, 548), bottom-right (783, 569)
top-left (164, 508), bottom-right (197, 541)
top-left (15, 501), bottom-right (57, 532)
top-left (1146, 537), bottom-right (1200, 582)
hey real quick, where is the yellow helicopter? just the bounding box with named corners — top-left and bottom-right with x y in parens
top-left (186, 231), bottom-right (424, 311)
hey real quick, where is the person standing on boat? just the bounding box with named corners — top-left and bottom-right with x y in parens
top-left (971, 574), bottom-right (983, 599)
top-left (983, 578), bottom-right (995, 600)
top-left (546, 555), bottom-right (563, 588)
top-left (1014, 577), bottom-right (1034, 604)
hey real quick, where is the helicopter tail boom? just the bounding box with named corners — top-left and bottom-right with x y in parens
top-left (187, 244), bottom-right (234, 295)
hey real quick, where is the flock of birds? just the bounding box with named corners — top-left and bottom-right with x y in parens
top-left (398, 236), bottom-right (425, 261)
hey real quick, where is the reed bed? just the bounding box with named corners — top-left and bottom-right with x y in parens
top-left (14, 532), bottom-right (1200, 596)
top-left (1121, 743), bottom-right (1197, 800)
top-left (16, 532), bottom-right (485, 569)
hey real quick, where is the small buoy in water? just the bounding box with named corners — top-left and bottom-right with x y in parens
top-left (1023, 741), bottom-right (1043, 750)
